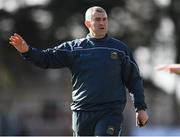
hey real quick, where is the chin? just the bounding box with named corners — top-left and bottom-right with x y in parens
top-left (97, 35), bottom-right (106, 39)
top-left (100, 33), bottom-right (107, 37)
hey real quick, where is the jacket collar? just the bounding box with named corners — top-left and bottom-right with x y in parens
top-left (86, 34), bottom-right (110, 42)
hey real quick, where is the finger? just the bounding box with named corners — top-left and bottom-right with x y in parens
top-left (9, 39), bottom-right (21, 45)
top-left (14, 33), bottom-right (24, 41)
top-left (138, 120), bottom-right (148, 127)
top-left (156, 66), bottom-right (171, 72)
top-left (9, 41), bottom-right (18, 46)
top-left (9, 37), bottom-right (18, 42)
top-left (10, 36), bottom-right (18, 41)
top-left (11, 37), bottom-right (23, 46)
top-left (155, 65), bottom-right (167, 70)
top-left (11, 36), bottom-right (21, 41)
top-left (10, 38), bottom-right (19, 44)
top-left (9, 42), bottom-right (16, 47)
top-left (138, 122), bottom-right (144, 127)
top-left (137, 121), bottom-right (144, 127)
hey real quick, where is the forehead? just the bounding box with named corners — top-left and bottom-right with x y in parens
top-left (91, 11), bottom-right (107, 19)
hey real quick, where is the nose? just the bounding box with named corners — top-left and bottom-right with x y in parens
top-left (99, 20), bottom-right (105, 26)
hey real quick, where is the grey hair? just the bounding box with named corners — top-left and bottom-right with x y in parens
top-left (85, 6), bottom-right (107, 21)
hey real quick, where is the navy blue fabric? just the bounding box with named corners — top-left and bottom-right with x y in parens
top-left (72, 109), bottom-right (123, 136)
top-left (22, 34), bottom-right (147, 111)
top-left (94, 111), bottom-right (123, 136)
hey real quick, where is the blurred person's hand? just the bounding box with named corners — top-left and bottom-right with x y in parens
top-left (9, 33), bottom-right (29, 53)
top-left (136, 110), bottom-right (148, 127)
top-left (155, 64), bottom-right (180, 75)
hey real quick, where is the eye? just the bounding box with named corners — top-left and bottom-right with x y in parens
top-left (95, 18), bottom-right (101, 21)
top-left (103, 18), bottom-right (107, 21)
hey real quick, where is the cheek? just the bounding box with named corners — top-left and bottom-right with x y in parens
top-left (94, 23), bottom-right (99, 28)
top-left (105, 21), bottom-right (108, 27)
top-left (91, 23), bottom-right (96, 29)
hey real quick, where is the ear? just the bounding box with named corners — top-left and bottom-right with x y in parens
top-left (85, 20), bottom-right (91, 28)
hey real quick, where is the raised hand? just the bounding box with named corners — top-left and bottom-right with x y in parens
top-left (9, 33), bottom-right (29, 53)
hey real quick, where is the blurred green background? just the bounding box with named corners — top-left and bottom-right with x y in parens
top-left (0, 0), bottom-right (180, 135)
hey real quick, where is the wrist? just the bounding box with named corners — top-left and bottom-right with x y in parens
top-left (136, 106), bottom-right (147, 112)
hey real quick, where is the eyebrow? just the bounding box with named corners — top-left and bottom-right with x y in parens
top-left (94, 17), bottom-right (107, 20)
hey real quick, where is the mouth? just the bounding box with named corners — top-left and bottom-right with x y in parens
top-left (99, 27), bottom-right (105, 30)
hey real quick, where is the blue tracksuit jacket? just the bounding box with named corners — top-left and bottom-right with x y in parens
top-left (22, 34), bottom-right (147, 111)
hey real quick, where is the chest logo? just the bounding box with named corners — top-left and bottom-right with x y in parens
top-left (106, 126), bottom-right (115, 135)
top-left (111, 51), bottom-right (118, 59)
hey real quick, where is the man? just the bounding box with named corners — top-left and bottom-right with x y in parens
top-left (155, 64), bottom-right (180, 75)
top-left (9, 6), bottom-right (148, 136)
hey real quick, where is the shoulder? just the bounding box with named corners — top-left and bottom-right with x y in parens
top-left (55, 37), bottom-right (87, 51)
top-left (110, 37), bottom-right (130, 53)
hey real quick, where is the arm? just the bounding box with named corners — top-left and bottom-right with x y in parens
top-left (122, 48), bottom-right (148, 127)
top-left (155, 64), bottom-right (180, 75)
top-left (9, 33), bottom-right (70, 69)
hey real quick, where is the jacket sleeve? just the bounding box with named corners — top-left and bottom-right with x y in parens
top-left (21, 42), bottom-right (72, 69)
top-left (122, 47), bottom-right (147, 112)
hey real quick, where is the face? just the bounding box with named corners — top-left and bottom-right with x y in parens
top-left (85, 11), bottom-right (108, 38)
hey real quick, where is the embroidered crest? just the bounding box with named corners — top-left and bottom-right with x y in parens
top-left (111, 51), bottom-right (118, 59)
top-left (106, 126), bottom-right (115, 135)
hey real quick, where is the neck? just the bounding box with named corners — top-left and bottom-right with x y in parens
top-left (89, 32), bottom-right (106, 39)
top-left (87, 33), bottom-right (109, 42)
